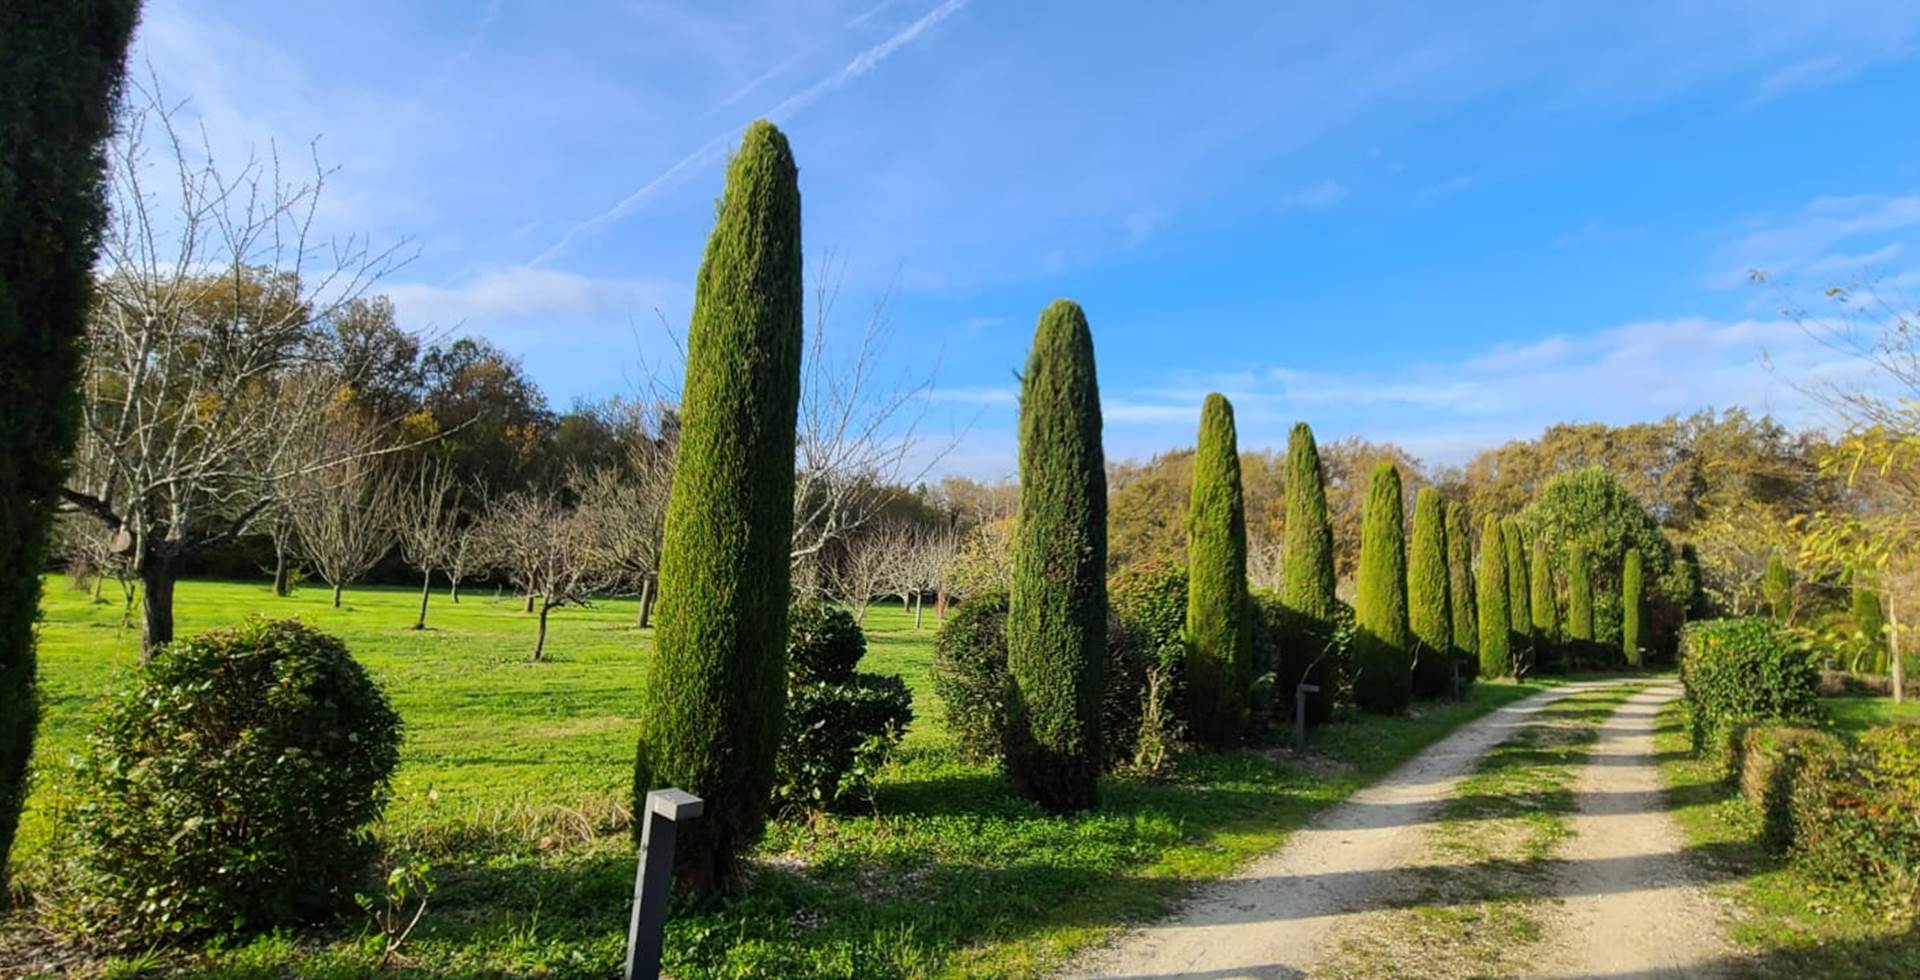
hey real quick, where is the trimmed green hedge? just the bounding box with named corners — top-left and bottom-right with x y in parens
top-left (1680, 617), bottom-right (1820, 753)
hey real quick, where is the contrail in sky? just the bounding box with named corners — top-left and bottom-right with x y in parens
top-left (530, 0), bottom-right (970, 267)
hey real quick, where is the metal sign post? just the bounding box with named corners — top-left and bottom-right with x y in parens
top-left (1294, 683), bottom-right (1321, 754)
top-left (625, 788), bottom-right (703, 980)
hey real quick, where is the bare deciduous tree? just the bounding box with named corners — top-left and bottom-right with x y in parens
top-left (58, 83), bottom-right (413, 653)
top-left (905, 526), bottom-right (957, 629)
top-left (481, 491), bottom-right (610, 661)
top-left (393, 460), bottom-right (463, 629)
top-left (830, 523), bottom-right (917, 623)
top-left (572, 405), bottom-right (676, 628)
top-left (287, 441), bottom-right (396, 609)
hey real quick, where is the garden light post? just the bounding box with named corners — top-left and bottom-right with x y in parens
top-left (625, 788), bottom-right (703, 980)
top-left (1294, 683), bottom-right (1321, 754)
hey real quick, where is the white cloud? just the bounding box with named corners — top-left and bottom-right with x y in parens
top-left (1716, 193), bottom-right (1920, 286)
top-left (384, 267), bottom-right (681, 327)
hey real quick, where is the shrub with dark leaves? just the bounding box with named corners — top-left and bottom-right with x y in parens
top-left (61, 618), bottom-right (400, 943)
top-left (774, 605), bottom-right (912, 813)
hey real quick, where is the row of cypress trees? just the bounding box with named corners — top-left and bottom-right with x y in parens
top-left (1474, 520), bottom-right (1647, 678)
top-left (1351, 468), bottom-right (1484, 712)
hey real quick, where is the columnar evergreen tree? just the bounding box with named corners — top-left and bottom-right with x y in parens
top-left (1446, 501), bottom-right (1478, 680)
top-left (1354, 463), bottom-right (1412, 713)
top-left (1566, 541), bottom-right (1594, 664)
top-left (1503, 519), bottom-right (1532, 674)
top-left (631, 121), bottom-right (804, 895)
top-left (1477, 518), bottom-right (1513, 678)
top-left (1407, 488), bottom-right (1453, 699)
top-left (1006, 299), bottom-right (1107, 811)
top-left (1185, 393), bottom-right (1250, 745)
top-left (1281, 421), bottom-right (1338, 723)
top-left (1622, 547), bottom-right (1645, 667)
top-left (1763, 552), bottom-right (1793, 622)
top-left (1529, 534), bottom-right (1558, 671)
top-left (1852, 567), bottom-right (1887, 673)
top-left (0, 0), bottom-right (140, 904)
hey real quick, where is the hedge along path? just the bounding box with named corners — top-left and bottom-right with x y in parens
top-left (1067, 680), bottom-right (1626, 978)
top-left (1531, 681), bottom-right (1735, 978)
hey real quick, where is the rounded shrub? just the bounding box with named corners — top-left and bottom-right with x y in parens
top-left (776, 608), bottom-right (911, 814)
top-left (932, 592), bottom-right (1011, 764)
top-left (61, 618), bottom-right (400, 942)
top-left (1679, 617), bottom-right (1820, 753)
top-left (787, 601), bottom-right (867, 684)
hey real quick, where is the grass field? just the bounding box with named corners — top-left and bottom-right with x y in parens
top-left (1824, 694), bottom-right (1920, 736)
top-left (12, 576), bottom-right (1554, 978)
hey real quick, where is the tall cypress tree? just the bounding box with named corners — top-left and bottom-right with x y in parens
top-left (1446, 501), bottom-right (1478, 684)
top-left (1503, 519), bottom-right (1532, 675)
top-left (1408, 488), bottom-right (1452, 700)
top-left (1280, 421), bottom-right (1337, 723)
top-left (0, 0), bottom-right (140, 904)
top-left (1763, 553), bottom-right (1793, 623)
top-left (1477, 517), bottom-right (1512, 678)
top-left (1566, 541), bottom-right (1594, 666)
top-left (1852, 567), bottom-right (1887, 673)
top-left (1529, 534), bottom-right (1558, 672)
top-left (1354, 463), bottom-right (1411, 713)
top-left (1185, 393), bottom-right (1249, 745)
top-left (1622, 547), bottom-right (1645, 667)
top-left (1006, 299), bottom-right (1107, 811)
top-left (632, 121), bottom-right (804, 894)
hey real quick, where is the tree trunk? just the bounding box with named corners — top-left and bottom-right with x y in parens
top-left (332, 582), bottom-right (344, 608)
top-left (415, 569), bottom-right (432, 630)
top-left (272, 544), bottom-right (290, 597)
top-left (936, 588), bottom-right (948, 621)
top-left (523, 590), bottom-right (535, 614)
top-left (1891, 599), bottom-right (1905, 705)
top-left (139, 554), bottom-right (176, 659)
top-left (533, 603), bottom-right (552, 662)
top-left (90, 573), bottom-right (105, 604)
top-left (449, 578), bottom-right (461, 603)
top-left (639, 576), bottom-right (657, 629)
top-left (914, 591), bottom-right (924, 630)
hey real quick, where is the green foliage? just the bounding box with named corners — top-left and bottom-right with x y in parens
top-left (932, 593), bottom-right (1012, 764)
top-left (1006, 299), bottom-right (1108, 811)
top-left (1785, 725), bottom-right (1920, 913)
top-left (785, 602), bottom-right (867, 684)
top-left (1623, 547), bottom-right (1645, 666)
top-left (1353, 463), bottom-right (1411, 713)
top-left (1851, 569), bottom-right (1887, 673)
top-left (1407, 488), bottom-right (1453, 700)
top-left (1528, 533), bottom-right (1558, 672)
top-left (1281, 421), bottom-right (1339, 723)
top-left (0, 0), bottom-right (140, 901)
top-left (932, 589), bottom-right (1156, 774)
top-left (1520, 467), bottom-right (1676, 652)
top-left (1476, 517), bottom-right (1513, 678)
top-left (1445, 501), bottom-right (1478, 683)
top-left (1110, 561), bottom-right (1189, 669)
top-left (1763, 553), bottom-right (1793, 623)
top-left (1502, 519), bottom-right (1532, 673)
top-left (633, 120), bottom-right (805, 892)
top-left (1184, 394), bottom-right (1251, 745)
top-left (60, 619), bottom-right (401, 942)
top-left (1564, 541), bottom-right (1601, 669)
top-left (1728, 724), bottom-right (1844, 849)
top-left (1680, 617), bottom-right (1820, 753)
top-left (775, 603), bottom-right (912, 814)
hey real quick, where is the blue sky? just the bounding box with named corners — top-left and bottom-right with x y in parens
top-left (135, 1), bottom-right (1920, 479)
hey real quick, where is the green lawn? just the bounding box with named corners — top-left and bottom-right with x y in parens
top-left (1823, 694), bottom-right (1920, 736)
top-left (13, 576), bottom-right (1557, 978)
